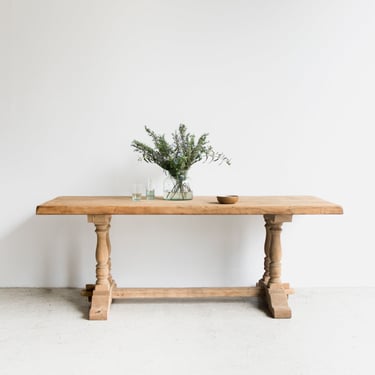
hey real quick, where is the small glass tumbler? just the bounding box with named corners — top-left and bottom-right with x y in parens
top-left (132, 183), bottom-right (143, 201)
top-left (146, 178), bottom-right (155, 200)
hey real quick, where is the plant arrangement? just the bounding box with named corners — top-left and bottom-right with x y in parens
top-left (131, 124), bottom-right (230, 200)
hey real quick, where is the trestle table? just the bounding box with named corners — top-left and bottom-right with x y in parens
top-left (36, 196), bottom-right (343, 320)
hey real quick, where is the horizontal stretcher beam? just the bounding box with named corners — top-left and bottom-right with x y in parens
top-left (81, 285), bottom-right (294, 299)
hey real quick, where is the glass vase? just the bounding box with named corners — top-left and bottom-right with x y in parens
top-left (163, 173), bottom-right (193, 200)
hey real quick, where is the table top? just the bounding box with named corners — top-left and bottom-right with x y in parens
top-left (36, 196), bottom-right (343, 215)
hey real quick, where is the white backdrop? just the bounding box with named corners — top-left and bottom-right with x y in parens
top-left (1, 0), bottom-right (374, 287)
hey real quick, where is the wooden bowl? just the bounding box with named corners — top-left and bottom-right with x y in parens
top-left (216, 195), bottom-right (239, 204)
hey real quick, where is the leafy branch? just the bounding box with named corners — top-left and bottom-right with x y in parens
top-left (131, 124), bottom-right (231, 179)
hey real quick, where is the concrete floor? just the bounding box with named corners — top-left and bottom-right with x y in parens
top-left (0, 287), bottom-right (374, 375)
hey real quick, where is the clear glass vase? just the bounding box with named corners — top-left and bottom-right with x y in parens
top-left (163, 172), bottom-right (193, 200)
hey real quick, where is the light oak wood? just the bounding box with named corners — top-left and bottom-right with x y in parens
top-left (261, 215), bottom-right (293, 318)
top-left (82, 286), bottom-right (294, 299)
top-left (265, 214), bottom-right (293, 286)
top-left (260, 219), bottom-right (272, 285)
top-left (257, 215), bottom-right (294, 318)
top-left (36, 195), bottom-right (343, 215)
top-left (265, 285), bottom-right (292, 319)
top-left (112, 287), bottom-right (261, 298)
top-left (36, 196), bottom-right (343, 320)
top-left (88, 215), bottom-right (111, 287)
top-left (86, 215), bottom-right (114, 320)
top-left (88, 284), bottom-right (113, 320)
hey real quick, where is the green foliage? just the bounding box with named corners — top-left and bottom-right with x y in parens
top-left (131, 124), bottom-right (231, 179)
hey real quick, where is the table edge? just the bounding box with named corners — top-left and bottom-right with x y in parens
top-left (36, 196), bottom-right (344, 216)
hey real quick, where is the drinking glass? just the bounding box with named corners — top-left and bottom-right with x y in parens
top-left (132, 183), bottom-right (143, 201)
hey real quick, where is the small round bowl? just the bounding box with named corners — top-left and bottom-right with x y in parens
top-left (216, 195), bottom-right (239, 204)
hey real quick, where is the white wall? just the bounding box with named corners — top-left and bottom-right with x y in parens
top-left (1, 0), bottom-right (374, 288)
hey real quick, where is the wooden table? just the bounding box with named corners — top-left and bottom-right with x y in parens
top-left (36, 196), bottom-right (343, 320)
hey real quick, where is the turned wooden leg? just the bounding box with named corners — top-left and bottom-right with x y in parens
top-left (106, 220), bottom-right (115, 286)
top-left (85, 214), bottom-right (114, 320)
top-left (262, 214), bottom-right (293, 319)
top-left (258, 219), bottom-right (272, 286)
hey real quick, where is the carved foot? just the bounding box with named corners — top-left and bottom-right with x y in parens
top-left (82, 282), bottom-right (116, 320)
top-left (88, 285), bottom-right (113, 320)
top-left (264, 285), bottom-right (292, 318)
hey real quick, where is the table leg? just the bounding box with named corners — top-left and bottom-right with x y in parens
top-left (259, 219), bottom-right (272, 285)
top-left (85, 214), bottom-right (114, 320)
top-left (261, 214), bottom-right (293, 318)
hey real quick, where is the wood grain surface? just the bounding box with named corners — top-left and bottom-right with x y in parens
top-left (36, 195), bottom-right (343, 215)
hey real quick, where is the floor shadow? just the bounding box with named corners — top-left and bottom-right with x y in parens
top-left (59, 287), bottom-right (89, 319)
